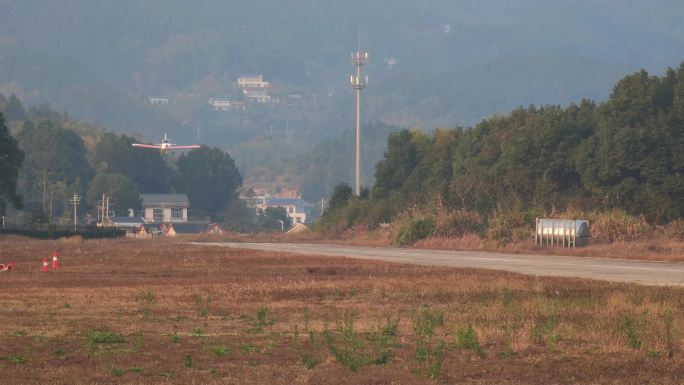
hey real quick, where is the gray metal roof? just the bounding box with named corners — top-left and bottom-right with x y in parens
top-left (140, 194), bottom-right (189, 208)
top-left (109, 216), bottom-right (146, 228)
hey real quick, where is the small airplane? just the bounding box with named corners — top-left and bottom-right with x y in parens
top-left (132, 134), bottom-right (201, 154)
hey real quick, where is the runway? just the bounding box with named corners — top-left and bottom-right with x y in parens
top-left (196, 242), bottom-right (684, 286)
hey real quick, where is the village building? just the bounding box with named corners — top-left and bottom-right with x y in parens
top-left (208, 98), bottom-right (233, 110)
top-left (242, 88), bottom-right (271, 104)
top-left (237, 75), bottom-right (271, 89)
top-left (263, 198), bottom-right (313, 225)
top-left (140, 194), bottom-right (189, 223)
top-left (208, 98), bottom-right (246, 111)
top-left (149, 97), bottom-right (170, 105)
top-left (237, 74), bottom-right (273, 104)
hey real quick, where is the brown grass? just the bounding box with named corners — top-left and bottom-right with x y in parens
top-left (413, 236), bottom-right (684, 263)
top-left (189, 228), bottom-right (684, 263)
top-left (0, 236), bottom-right (682, 384)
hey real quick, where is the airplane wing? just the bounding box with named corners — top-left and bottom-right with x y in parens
top-left (169, 145), bottom-right (202, 149)
top-left (132, 143), bottom-right (163, 149)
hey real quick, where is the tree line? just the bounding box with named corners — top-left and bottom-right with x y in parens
top-left (0, 96), bottom-right (241, 226)
top-left (320, 64), bottom-right (684, 240)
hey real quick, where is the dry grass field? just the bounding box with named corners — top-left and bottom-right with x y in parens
top-left (0, 236), bottom-right (683, 384)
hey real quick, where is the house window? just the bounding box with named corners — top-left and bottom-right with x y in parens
top-left (153, 209), bottom-right (164, 222)
top-left (172, 208), bottom-right (183, 220)
top-left (288, 206), bottom-right (294, 214)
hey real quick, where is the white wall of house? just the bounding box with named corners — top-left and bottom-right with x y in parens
top-left (268, 204), bottom-right (307, 224)
top-left (144, 207), bottom-right (187, 223)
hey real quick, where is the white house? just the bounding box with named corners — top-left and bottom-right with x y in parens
top-left (208, 98), bottom-right (246, 111)
top-left (140, 194), bottom-right (189, 223)
top-left (208, 98), bottom-right (233, 110)
top-left (149, 97), bottom-right (170, 105)
top-left (263, 198), bottom-right (313, 225)
top-left (242, 88), bottom-right (271, 103)
top-left (237, 75), bottom-right (271, 89)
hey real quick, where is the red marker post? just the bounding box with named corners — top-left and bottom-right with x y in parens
top-left (52, 251), bottom-right (59, 270)
top-left (42, 257), bottom-right (48, 272)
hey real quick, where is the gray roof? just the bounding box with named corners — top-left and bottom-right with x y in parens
top-left (266, 198), bottom-right (314, 211)
top-left (109, 216), bottom-right (146, 228)
top-left (140, 194), bottom-right (189, 208)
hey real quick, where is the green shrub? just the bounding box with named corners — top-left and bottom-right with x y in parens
top-left (193, 294), bottom-right (212, 317)
top-left (8, 354), bottom-right (25, 364)
top-left (413, 305), bottom-right (444, 338)
top-left (183, 353), bottom-right (193, 368)
top-left (85, 329), bottom-right (125, 345)
top-left (437, 209), bottom-right (483, 237)
top-left (531, 314), bottom-right (560, 350)
top-left (209, 344), bottom-right (230, 357)
top-left (301, 353), bottom-right (318, 369)
top-left (414, 340), bottom-right (445, 378)
top-left (485, 208), bottom-right (529, 243)
top-left (239, 343), bottom-right (257, 354)
top-left (170, 333), bottom-right (181, 343)
top-left (456, 325), bottom-right (485, 358)
top-left (393, 216), bottom-right (436, 245)
top-left (620, 313), bottom-right (643, 349)
top-left (247, 305), bottom-right (276, 334)
top-left (664, 220), bottom-right (684, 241)
top-left (591, 210), bottom-right (652, 242)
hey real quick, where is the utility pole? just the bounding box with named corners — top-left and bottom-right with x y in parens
top-left (69, 193), bottom-right (81, 231)
top-left (350, 50), bottom-right (368, 196)
top-left (49, 186), bottom-right (53, 220)
top-left (43, 170), bottom-right (47, 212)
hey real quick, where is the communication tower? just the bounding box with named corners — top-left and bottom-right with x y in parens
top-left (350, 51), bottom-right (368, 196)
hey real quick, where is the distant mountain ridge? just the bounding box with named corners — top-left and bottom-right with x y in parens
top-left (1, 0), bottom-right (682, 198)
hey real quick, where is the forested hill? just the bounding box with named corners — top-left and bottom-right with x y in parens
top-left (1, 2), bottom-right (683, 150)
top-left (1, 1), bottom-right (683, 201)
top-left (320, 64), bottom-right (684, 240)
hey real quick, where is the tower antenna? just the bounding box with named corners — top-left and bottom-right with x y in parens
top-left (350, 37), bottom-right (368, 196)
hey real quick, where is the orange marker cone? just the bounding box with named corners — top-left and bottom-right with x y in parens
top-left (42, 257), bottom-right (48, 272)
top-left (52, 251), bottom-right (59, 270)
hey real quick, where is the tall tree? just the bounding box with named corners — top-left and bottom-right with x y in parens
top-left (86, 173), bottom-right (141, 215)
top-left (173, 147), bottom-right (242, 217)
top-left (575, 69), bottom-right (684, 221)
top-left (372, 130), bottom-right (420, 198)
top-left (0, 94), bottom-right (27, 122)
top-left (328, 183), bottom-right (353, 210)
top-left (0, 113), bottom-right (24, 215)
top-left (91, 133), bottom-right (170, 193)
top-left (15, 120), bottom-right (93, 213)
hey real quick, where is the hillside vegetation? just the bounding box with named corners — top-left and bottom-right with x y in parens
top-left (2, 1), bottom-right (684, 198)
top-left (320, 65), bottom-right (684, 244)
top-left (0, 98), bottom-right (244, 227)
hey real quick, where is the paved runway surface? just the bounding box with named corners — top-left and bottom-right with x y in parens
top-left (197, 242), bottom-right (684, 286)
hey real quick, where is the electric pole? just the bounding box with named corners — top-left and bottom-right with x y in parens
top-left (350, 50), bottom-right (368, 196)
top-left (69, 193), bottom-right (81, 231)
top-left (43, 170), bottom-right (47, 212)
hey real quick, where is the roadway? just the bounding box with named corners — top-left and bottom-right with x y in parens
top-left (196, 242), bottom-right (684, 286)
